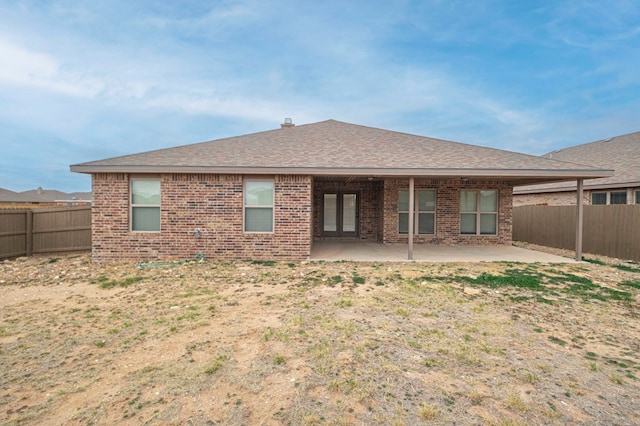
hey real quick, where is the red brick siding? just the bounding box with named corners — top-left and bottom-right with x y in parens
top-left (92, 174), bottom-right (514, 261)
top-left (91, 173), bottom-right (312, 262)
top-left (382, 179), bottom-right (513, 245)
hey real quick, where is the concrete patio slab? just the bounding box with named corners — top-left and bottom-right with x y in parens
top-left (310, 241), bottom-right (578, 263)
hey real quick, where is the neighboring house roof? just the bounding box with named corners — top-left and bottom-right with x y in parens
top-left (515, 130), bottom-right (640, 194)
top-left (0, 188), bottom-right (19, 201)
top-left (0, 187), bottom-right (92, 203)
top-left (67, 192), bottom-right (93, 201)
top-left (71, 119), bottom-right (612, 186)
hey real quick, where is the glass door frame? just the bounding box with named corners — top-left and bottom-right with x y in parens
top-left (321, 191), bottom-right (360, 238)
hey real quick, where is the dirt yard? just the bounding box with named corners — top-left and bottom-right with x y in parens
top-left (1, 249), bottom-right (639, 425)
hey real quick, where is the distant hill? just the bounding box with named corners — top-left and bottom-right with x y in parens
top-left (0, 187), bottom-right (92, 203)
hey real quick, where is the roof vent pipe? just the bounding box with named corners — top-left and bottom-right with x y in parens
top-left (281, 117), bottom-right (295, 128)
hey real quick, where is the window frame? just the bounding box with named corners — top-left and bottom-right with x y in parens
top-left (321, 191), bottom-right (360, 237)
top-left (130, 177), bottom-right (161, 232)
top-left (460, 189), bottom-right (498, 236)
top-left (592, 190), bottom-right (629, 205)
top-left (243, 178), bottom-right (275, 233)
top-left (398, 189), bottom-right (436, 235)
top-left (591, 192), bottom-right (607, 205)
top-left (610, 191), bottom-right (627, 205)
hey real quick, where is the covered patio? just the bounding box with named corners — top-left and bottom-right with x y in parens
top-left (311, 241), bottom-right (577, 263)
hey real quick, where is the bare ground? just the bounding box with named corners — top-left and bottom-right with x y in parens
top-left (1, 249), bottom-right (639, 425)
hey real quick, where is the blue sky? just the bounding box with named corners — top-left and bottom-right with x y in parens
top-left (1, 0), bottom-right (639, 192)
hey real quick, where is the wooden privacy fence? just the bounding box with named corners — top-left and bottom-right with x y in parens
top-left (513, 205), bottom-right (640, 262)
top-left (0, 206), bottom-right (91, 259)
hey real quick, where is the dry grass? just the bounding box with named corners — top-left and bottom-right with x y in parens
top-left (1, 253), bottom-right (639, 425)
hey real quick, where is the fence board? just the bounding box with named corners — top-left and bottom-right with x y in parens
top-left (0, 206), bottom-right (91, 259)
top-left (32, 207), bottom-right (91, 254)
top-left (0, 210), bottom-right (28, 258)
top-left (514, 205), bottom-right (640, 262)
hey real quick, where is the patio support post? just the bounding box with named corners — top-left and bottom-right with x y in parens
top-left (575, 178), bottom-right (584, 261)
top-left (408, 177), bottom-right (414, 260)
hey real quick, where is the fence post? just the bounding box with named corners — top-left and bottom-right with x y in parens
top-left (575, 179), bottom-right (583, 261)
top-left (408, 177), bottom-right (414, 261)
top-left (26, 210), bottom-right (33, 257)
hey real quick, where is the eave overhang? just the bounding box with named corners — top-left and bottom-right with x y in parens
top-left (514, 179), bottom-right (640, 194)
top-left (70, 164), bottom-right (613, 182)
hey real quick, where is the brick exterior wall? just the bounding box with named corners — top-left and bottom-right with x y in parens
top-left (382, 179), bottom-right (513, 245)
top-left (92, 174), bottom-right (514, 261)
top-left (91, 173), bottom-right (312, 262)
top-left (513, 191), bottom-right (588, 206)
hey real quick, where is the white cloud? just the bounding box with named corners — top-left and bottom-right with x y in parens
top-left (0, 38), bottom-right (106, 97)
top-left (0, 8), bottom-right (549, 156)
top-left (0, 38), bottom-right (58, 84)
top-left (143, 92), bottom-right (286, 122)
top-left (0, 0), bottom-right (639, 193)
top-left (546, 0), bottom-right (640, 50)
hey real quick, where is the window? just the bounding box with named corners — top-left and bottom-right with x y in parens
top-left (592, 191), bottom-right (628, 205)
top-left (244, 179), bottom-right (274, 232)
top-left (610, 191), bottom-right (627, 205)
top-left (591, 192), bottom-right (607, 205)
top-left (460, 190), bottom-right (497, 235)
top-left (398, 189), bottom-right (435, 235)
top-left (636, 191), bottom-right (640, 205)
top-left (131, 179), bottom-right (161, 231)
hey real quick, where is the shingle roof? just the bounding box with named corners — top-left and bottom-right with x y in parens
top-left (0, 187), bottom-right (92, 203)
top-left (515, 130), bottom-right (640, 193)
top-left (71, 119), bottom-right (612, 185)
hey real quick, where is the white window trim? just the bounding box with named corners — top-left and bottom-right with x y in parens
top-left (243, 178), bottom-right (275, 234)
top-left (460, 189), bottom-right (498, 236)
top-left (130, 177), bottom-right (161, 233)
top-left (398, 189), bottom-right (436, 235)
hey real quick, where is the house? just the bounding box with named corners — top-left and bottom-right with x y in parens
top-left (70, 119), bottom-right (612, 262)
top-left (514, 131), bottom-right (640, 206)
top-left (0, 187), bottom-right (92, 208)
